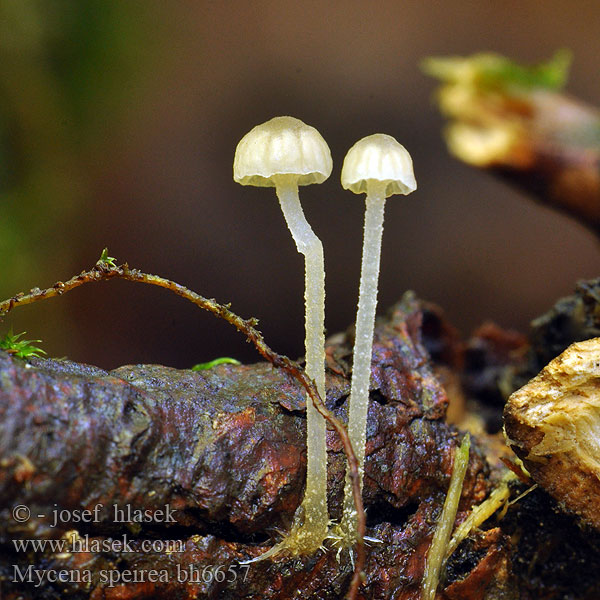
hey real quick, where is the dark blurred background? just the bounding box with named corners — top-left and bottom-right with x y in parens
top-left (1, 0), bottom-right (598, 370)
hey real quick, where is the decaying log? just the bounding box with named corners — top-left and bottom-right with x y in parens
top-left (424, 280), bottom-right (600, 599)
top-left (1, 293), bottom-right (497, 600)
top-left (4, 284), bottom-right (600, 599)
top-left (504, 338), bottom-right (600, 530)
top-left (0, 257), bottom-right (369, 593)
top-left (503, 280), bottom-right (600, 537)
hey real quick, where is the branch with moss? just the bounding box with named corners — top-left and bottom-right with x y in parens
top-left (424, 51), bottom-right (600, 235)
top-left (0, 250), bottom-right (366, 600)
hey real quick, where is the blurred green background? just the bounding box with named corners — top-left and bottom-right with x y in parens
top-left (1, 0), bottom-right (599, 369)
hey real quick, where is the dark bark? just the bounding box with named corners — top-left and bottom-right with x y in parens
top-left (1, 293), bottom-right (495, 600)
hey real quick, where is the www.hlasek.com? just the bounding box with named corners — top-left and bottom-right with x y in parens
top-left (13, 532), bottom-right (185, 555)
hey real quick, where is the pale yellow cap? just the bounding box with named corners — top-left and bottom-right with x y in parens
top-left (341, 134), bottom-right (417, 197)
top-left (234, 116), bottom-right (332, 187)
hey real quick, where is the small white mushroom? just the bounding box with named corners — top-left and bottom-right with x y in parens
top-left (234, 116), bottom-right (332, 554)
top-left (339, 134), bottom-right (417, 542)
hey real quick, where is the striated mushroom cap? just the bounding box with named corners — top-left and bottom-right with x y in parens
top-left (233, 116), bottom-right (332, 187)
top-left (504, 338), bottom-right (600, 529)
top-left (341, 133), bottom-right (417, 197)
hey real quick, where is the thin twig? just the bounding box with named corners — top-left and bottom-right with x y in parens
top-left (0, 257), bottom-right (366, 599)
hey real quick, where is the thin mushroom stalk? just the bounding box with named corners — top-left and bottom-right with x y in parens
top-left (275, 176), bottom-right (328, 541)
top-left (233, 116), bottom-right (332, 555)
top-left (337, 134), bottom-right (417, 544)
top-left (340, 186), bottom-right (386, 538)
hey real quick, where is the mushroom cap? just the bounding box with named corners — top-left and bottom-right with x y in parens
top-left (233, 116), bottom-right (332, 187)
top-left (341, 134), bottom-right (417, 197)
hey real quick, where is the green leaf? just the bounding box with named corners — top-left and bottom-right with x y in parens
top-left (192, 357), bottom-right (241, 371)
top-left (479, 49), bottom-right (571, 90)
top-left (98, 247), bottom-right (117, 268)
top-left (0, 329), bottom-right (46, 359)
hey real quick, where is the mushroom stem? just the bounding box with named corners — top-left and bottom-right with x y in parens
top-left (341, 184), bottom-right (386, 539)
top-left (275, 179), bottom-right (329, 543)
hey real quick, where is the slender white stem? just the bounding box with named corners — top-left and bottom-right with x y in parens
top-left (276, 180), bottom-right (328, 541)
top-left (341, 184), bottom-right (386, 538)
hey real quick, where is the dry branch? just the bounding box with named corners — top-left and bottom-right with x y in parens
top-left (425, 52), bottom-right (600, 235)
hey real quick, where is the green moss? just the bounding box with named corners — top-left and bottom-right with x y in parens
top-left (0, 329), bottom-right (45, 359)
top-left (191, 357), bottom-right (241, 371)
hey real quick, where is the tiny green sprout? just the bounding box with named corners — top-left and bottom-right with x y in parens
top-left (97, 247), bottom-right (117, 268)
top-left (0, 330), bottom-right (46, 359)
top-left (192, 357), bottom-right (241, 371)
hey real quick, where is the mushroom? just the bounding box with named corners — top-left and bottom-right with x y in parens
top-left (233, 116), bottom-right (332, 555)
top-left (338, 134), bottom-right (417, 543)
